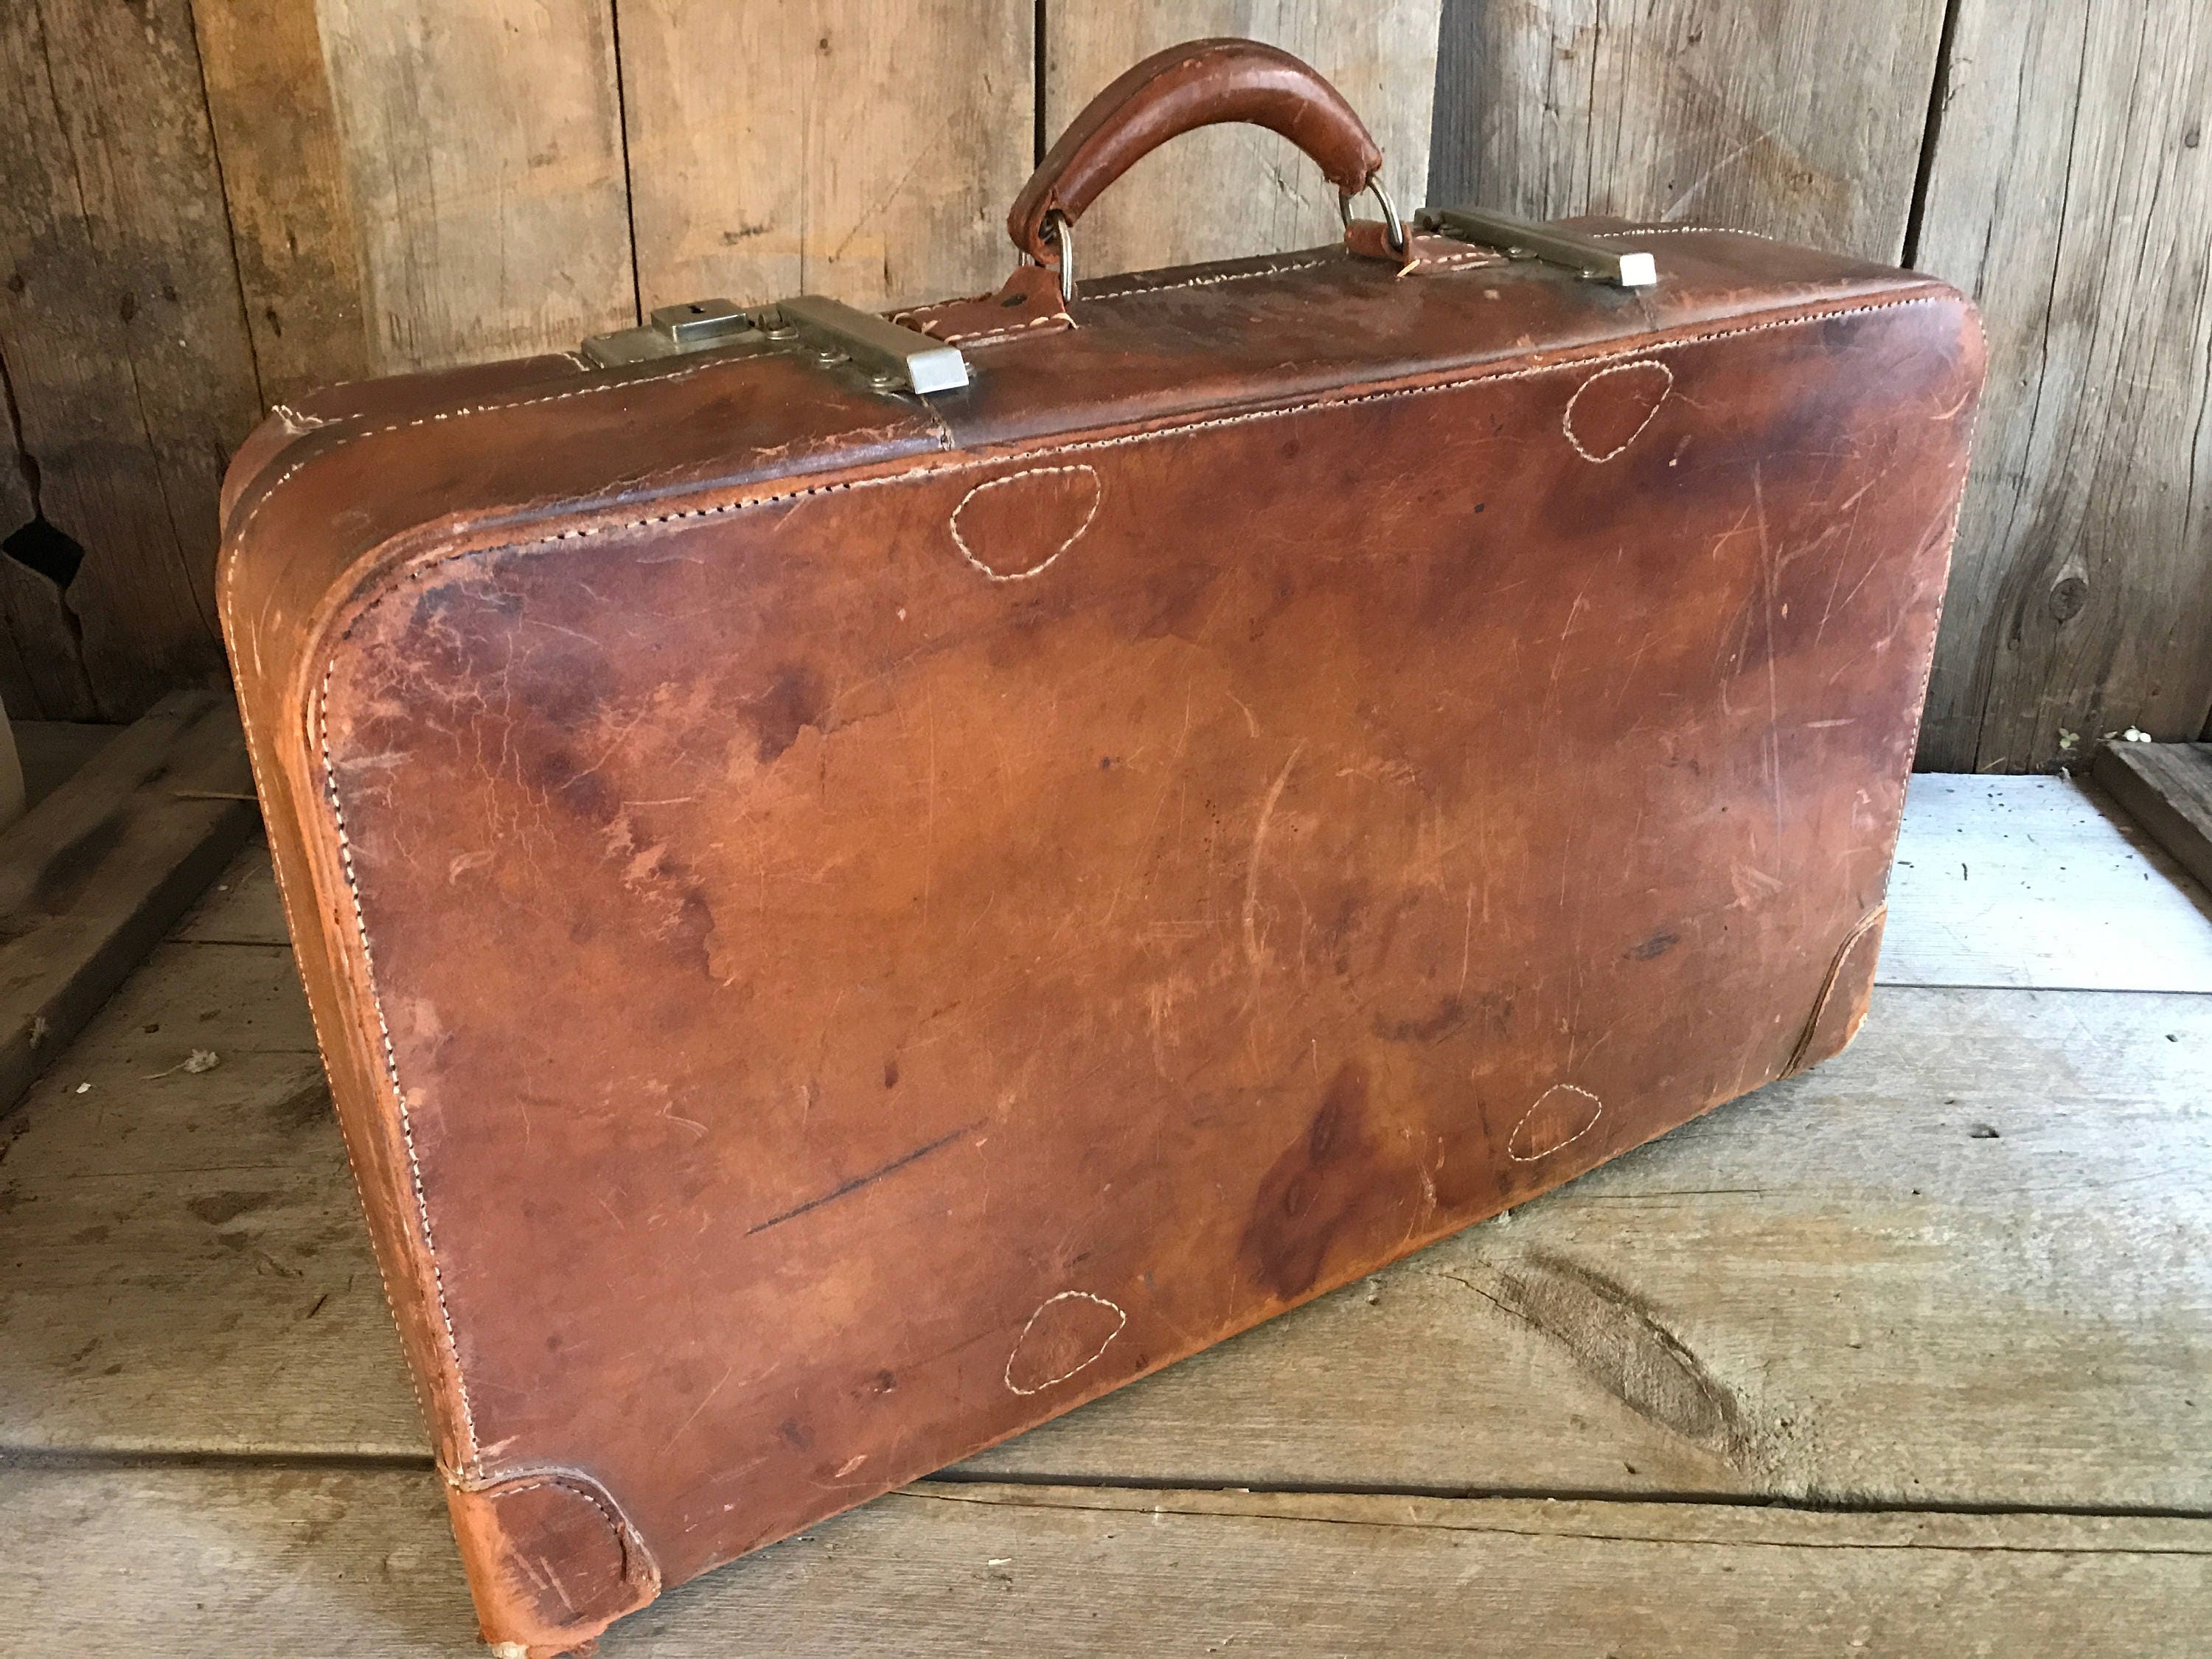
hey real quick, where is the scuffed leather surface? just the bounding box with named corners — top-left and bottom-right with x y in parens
top-left (220, 226), bottom-right (1983, 1652)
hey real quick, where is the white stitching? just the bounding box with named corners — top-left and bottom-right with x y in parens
top-left (231, 352), bottom-right (757, 541)
top-left (930, 310), bottom-right (1074, 347)
top-left (1085, 255), bottom-right (1337, 299)
top-left (1506, 1084), bottom-right (1604, 1163)
top-left (1403, 248), bottom-right (1510, 272)
top-left (299, 289), bottom-right (1952, 1469)
top-left (215, 559), bottom-right (451, 1450)
top-left (1562, 360), bottom-right (1676, 462)
top-left (316, 669), bottom-right (481, 1459)
top-left (1587, 226), bottom-right (1765, 240)
top-left (1004, 1291), bottom-right (1127, 1395)
top-left (947, 464), bottom-right (1102, 581)
top-left (271, 403), bottom-right (334, 433)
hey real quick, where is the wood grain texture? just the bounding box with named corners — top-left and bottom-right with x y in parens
top-left (2096, 742), bottom-right (2212, 893)
top-left (1044, 4), bottom-right (1444, 279)
top-left (1427, 0), bottom-right (1947, 261)
top-left (0, 693), bottom-right (257, 1116)
top-left (1883, 773), bottom-right (2212, 991)
top-left (0, 401), bottom-right (95, 722)
top-left (0, 0), bottom-right (260, 718)
top-left (3, 1466), bottom-right (2206, 1658)
top-left (189, 0), bottom-right (373, 404)
top-left (9, 903), bottom-right (2209, 1512)
top-left (315, 0), bottom-right (636, 369)
top-left (12, 720), bottom-right (119, 813)
top-left (1916, 3), bottom-right (2212, 771)
top-left (619, 0), bottom-right (1033, 316)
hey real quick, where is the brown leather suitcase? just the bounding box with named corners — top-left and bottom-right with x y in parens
top-left (219, 39), bottom-right (1983, 1657)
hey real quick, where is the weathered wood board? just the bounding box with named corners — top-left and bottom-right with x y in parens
top-left (1045, 4), bottom-right (1444, 279)
top-left (1427, 0), bottom-right (1948, 262)
top-left (1915, 3), bottom-right (2212, 769)
top-left (0, 0), bottom-right (260, 719)
top-left (314, 0), bottom-right (636, 369)
top-left (4, 1467), bottom-right (2205, 1658)
top-left (1883, 774), bottom-right (2212, 992)
top-left (0, 406), bottom-right (95, 723)
top-left (2098, 742), bottom-right (2212, 894)
top-left (0, 693), bottom-right (257, 1116)
top-left (189, 0), bottom-right (374, 405)
top-left (618, 0), bottom-right (1034, 316)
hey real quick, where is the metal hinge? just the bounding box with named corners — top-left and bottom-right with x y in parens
top-left (580, 296), bottom-right (967, 394)
top-left (1418, 206), bottom-right (1658, 289)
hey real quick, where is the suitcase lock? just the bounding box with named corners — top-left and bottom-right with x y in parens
top-left (581, 296), bottom-right (968, 395)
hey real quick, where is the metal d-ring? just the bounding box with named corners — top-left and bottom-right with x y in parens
top-left (1047, 212), bottom-right (1077, 305)
top-left (1340, 178), bottom-right (1406, 255)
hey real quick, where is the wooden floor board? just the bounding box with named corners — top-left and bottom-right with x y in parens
top-left (1882, 774), bottom-right (2212, 991)
top-left (3, 1466), bottom-right (2204, 1658)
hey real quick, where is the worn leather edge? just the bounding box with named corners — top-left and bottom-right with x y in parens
top-left (1783, 905), bottom-right (1890, 1077)
top-left (445, 1467), bottom-right (661, 1658)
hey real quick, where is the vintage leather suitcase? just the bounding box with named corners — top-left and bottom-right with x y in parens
top-left (219, 38), bottom-right (1983, 1657)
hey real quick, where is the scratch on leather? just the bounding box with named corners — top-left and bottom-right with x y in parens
top-left (745, 1122), bottom-right (976, 1237)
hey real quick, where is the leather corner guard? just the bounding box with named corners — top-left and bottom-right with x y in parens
top-left (1785, 905), bottom-right (1888, 1077)
top-left (445, 1470), bottom-right (661, 1658)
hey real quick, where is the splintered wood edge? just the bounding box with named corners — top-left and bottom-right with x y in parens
top-left (0, 691), bottom-right (259, 1116)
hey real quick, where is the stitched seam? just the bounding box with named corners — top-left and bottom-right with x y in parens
top-left (307, 290), bottom-right (1949, 1464)
top-left (931, 311), bottom-right (1074, 347)
top-left (1085, 255), bottom-right (1337, 299)
top-left (1507, 1084), bottom-right (1604, 1163)
top-left (1562, 360), bottom-right (1677, 462)
top-left (231, 352), bottom-right (760, 541)
top-left (216, 564), bottom-right (445, 1447)
top-left (316, 667), bottom-right (480, 1459)
top-left (948, 465), bottom-right (1102, 580)
top-left (1589, 225), bottom-right (1758, 239)
top-left (1004, 1291), bottom-right (1127, 1396)
top-left (1405, 249), bottom-right (1510, 271)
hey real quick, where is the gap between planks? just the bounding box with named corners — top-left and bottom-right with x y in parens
top-left (4, 1466), bottom-right (2207, 1658)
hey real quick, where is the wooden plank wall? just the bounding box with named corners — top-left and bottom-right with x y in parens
top-left (2, 0), bottom-right (2206, 762)
top-left (1430, 0), bottom-right (2212, 765)
top-left (0, 1), bottom-right (1440, 725)
top-left (1911, 3), bottom-right (2212, 771)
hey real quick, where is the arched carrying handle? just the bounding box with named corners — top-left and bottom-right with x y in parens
top-left (1007, 38), bottom-right (1387, 270)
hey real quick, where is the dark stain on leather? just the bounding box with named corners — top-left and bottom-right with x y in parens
top-left (1241, 1060), bottom-right (1402, 1301)
top-left (1624, 929), bottom-right (1680, 961)
top-left (749, 661), bottom-right (830, 762)
top-left (1373, 995), bottom-right (1467, 1043)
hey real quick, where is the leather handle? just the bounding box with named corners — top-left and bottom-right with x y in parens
top-left (1008, 38), bottom-right (1385, 268)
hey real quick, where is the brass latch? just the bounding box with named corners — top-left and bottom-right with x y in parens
top-left (582, 296), bottom-right (967, 394)
top-left (1419, 206), bottom-right (1658, 289)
